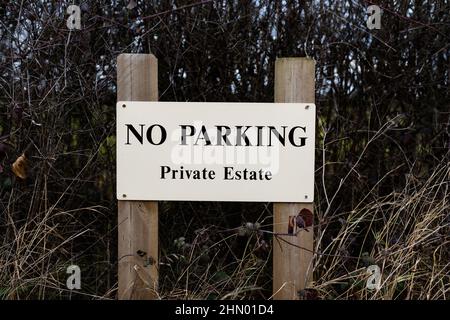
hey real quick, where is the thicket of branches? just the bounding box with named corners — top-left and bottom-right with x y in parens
top-left (0, 0), bottom-right (448, 299)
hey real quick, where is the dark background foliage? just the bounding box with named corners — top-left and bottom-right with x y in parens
top-left (0, 0), bottom-right (448, 299)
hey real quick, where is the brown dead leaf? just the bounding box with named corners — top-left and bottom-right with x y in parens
top-left (12, 153), bottom-right (27, 179)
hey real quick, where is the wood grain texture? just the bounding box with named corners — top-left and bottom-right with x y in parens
top-left (117, 54), bottom-right (158, 300)
top-left (273, 57), bottom-right (315, 300)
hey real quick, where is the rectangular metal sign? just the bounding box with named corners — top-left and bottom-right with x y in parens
top-left (116, 102), bottom-right (315, 202)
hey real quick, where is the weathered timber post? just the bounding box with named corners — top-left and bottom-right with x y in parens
top-left (117, 54), bottom-right (159, 300)
top-left (273, 57), bottom-right (315, 300)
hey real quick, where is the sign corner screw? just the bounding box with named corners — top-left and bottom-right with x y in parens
top-left (122, 104), bottom-right (126, 108)
top-left (122, 194), bottom-right (127, 198)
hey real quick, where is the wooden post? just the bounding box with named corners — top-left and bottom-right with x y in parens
top-left (117, 54), bottom-right (159, 300)
top-left (273, 58), bottom-right (315, 300)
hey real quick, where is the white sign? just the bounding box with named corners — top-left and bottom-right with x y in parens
top-left (116, 102), bottom-right (315, 202)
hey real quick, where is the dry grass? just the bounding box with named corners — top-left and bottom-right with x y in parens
top-left (0, 203), bottom-right (113, 299)
top-left (314, 156), bottom-right (449, 299)
top-left (0, 148), bottom-right (448, 300)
